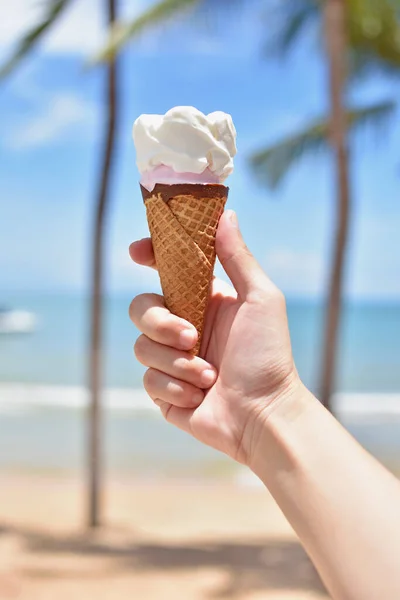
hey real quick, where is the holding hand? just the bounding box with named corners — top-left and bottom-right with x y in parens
top-left (129, 210), bottom-right (300, 466)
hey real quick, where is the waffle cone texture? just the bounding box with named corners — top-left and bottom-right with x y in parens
top-left (141, 183), bottom-right (229, 356)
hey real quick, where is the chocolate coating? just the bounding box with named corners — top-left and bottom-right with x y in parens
top-left (140, 183), bottom-right (229, 203)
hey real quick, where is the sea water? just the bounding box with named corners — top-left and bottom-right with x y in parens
top-left (0, 292), bottom-right (399, 478)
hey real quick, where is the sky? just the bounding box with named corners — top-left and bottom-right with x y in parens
top-left (0, 0), bottom-right (399, 301)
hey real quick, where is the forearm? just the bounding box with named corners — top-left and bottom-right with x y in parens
top-left (251, 385), bottom-right (400, 600)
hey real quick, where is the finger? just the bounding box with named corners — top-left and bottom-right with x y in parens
top-left (129, 238), bottom-right (157, 270)
top-left (134, 335), bottom-right (217, 389)
top-left (154, 400), bottom-right (195, 436)
top-left (216, 210), bottom-right (271, 299)
top-left (144, 368), bottom-right (204, 408)
top-left (129, 293), bottom-right (198, 351)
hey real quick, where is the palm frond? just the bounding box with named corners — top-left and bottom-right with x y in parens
top-left (91, 0), bottom-right (201, 65)
top-left (348, 98), bottom-right (396, 137)
top-left (267, 0), bottom-right (321, 58)
top-left (251, 121), bottom-right (328, 189)
top-left (0, 0), bottom-right (71, 79)
top-left (266, 0), bottom-right (400, 78)
top-left (184, 0), bottom-right (249, 36)
top-left (348, 0), bottom-right (400, 75)
top-left (250, 99), bottom-right (396, 188)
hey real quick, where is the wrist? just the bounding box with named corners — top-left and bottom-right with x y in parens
top-left (247, 378), bottom-right (317, 478)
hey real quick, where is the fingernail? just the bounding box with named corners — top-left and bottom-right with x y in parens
top-left (192, 391), bottom-right (204, 406)
top-left (201, 369), bottom-right (217, 387)
top-left (154, 398), bottom-right (163, 407)
top-left (179, 328), bottom-right (197, 349)
top-left (226, 210), bottom-right (238, 227)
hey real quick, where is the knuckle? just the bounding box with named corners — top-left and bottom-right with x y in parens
top-left (191, 363), bottom-right (208, 387)
top-left (172, 381), bottom-right (198, 405)
top-left (128, 295), bottom-right (141, 323)
top-left (168, 379), bottom-right (187, 399)
top-left (152, 316), bottom-right (173, 341)
top-left (129, 293), bottom-right (163, 327)
top-left (174, 356), bottom-right (195, 377)
top-left (143, 368), bottom-right (157, 392)
top-left (134, 334), bottom-right (149, 363)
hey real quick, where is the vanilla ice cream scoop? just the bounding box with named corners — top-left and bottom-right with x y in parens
top-left (133, 106), bottom-right (237, 191)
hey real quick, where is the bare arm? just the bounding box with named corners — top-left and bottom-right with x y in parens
top-left (251, 385), bottom-right (400, 599)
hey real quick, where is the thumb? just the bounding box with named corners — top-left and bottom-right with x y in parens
top-left (215, 210), bottom-right (268, 299)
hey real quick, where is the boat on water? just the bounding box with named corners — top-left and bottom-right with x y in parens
top-left (0, 308), bottom-right (37, 334)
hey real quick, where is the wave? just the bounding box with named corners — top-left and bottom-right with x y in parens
top-left (0, 383), bottom-right (399, 419)
top-left (0, 383), bottom-right (157, 414)
top-left (335, 393), bottom-right (400, 419)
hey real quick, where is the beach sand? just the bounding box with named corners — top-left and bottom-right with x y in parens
top-left (0, 474), bottom-right (328, 599)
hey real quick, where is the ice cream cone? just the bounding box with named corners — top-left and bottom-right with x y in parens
top-left (141, 183), bottom-right (229, 356)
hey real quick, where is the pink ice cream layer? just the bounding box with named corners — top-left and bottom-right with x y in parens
top-left (140, 165), bottom-right (220, 192)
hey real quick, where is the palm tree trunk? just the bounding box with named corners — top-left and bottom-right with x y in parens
top-left (319, 0), bottom-right (350, 411)
top-left (88, 0), bottom-right (118, 528)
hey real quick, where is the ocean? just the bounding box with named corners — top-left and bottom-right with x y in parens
top-left (1, 292), bottom-right (400, 480)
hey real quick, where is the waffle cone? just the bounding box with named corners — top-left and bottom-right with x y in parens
top-left (141, 183), bottom-right (229, 356)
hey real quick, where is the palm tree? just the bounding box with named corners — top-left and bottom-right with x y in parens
top-left (88, 0), bottom-right (118, 529)
top-left (322, 0), bottom-right (350, 412)
top-left (263, 0), bottom-right (351, 412)
top-left (1, 0), bottom-right (240, 530)
top-left (95, 0), bottom-right (399, 413)
top-left (0, 0), bottom-right (119, 527)
top-left (251, 0), bottom-right (400, 411)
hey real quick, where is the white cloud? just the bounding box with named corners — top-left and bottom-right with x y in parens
top-left (44, 0), bottom-right (105, 55)
top-left (0, 0), bottom-right (149, 57)
top-left (0, 0), bottom-right (41, 49)
top-left (0, 0), bottom-right (233, 60)
top-left (265, 248), bottom-right (326, 297)
top-left (8, 93), bottom-right (96, 150)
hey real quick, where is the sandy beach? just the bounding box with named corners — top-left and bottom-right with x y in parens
top-left (0, 474), bottom-right (328, 599)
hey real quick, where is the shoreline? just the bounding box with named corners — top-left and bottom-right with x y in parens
top-left (1, 382), bottom-right (400, 416)
top-left (1, 383), bottom-right (400, 484)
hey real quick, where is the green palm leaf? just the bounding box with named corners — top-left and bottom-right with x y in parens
top-left (0, 0), bottom-right (71, 79)
top-left (91, 0), bottom-right (244, 64)
top-left (250, 99), bottom-right (396, 188)
top-left (268, 0), bottom-right (400, 77)
top-left (91, 0), bottom-right (202, 65)
top-left (348, 0), bottom-right (400, 74)
top-left (268, 0), bottom-right (320, 57)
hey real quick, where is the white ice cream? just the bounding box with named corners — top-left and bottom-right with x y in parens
top-left (133, 106), bottom-right (237, 185)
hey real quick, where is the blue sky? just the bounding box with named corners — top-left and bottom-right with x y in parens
top-left (0, 0), bottom-right (399, 300)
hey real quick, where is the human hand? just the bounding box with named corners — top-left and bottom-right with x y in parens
top-left (129, 210), bottom-right (300, 466)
